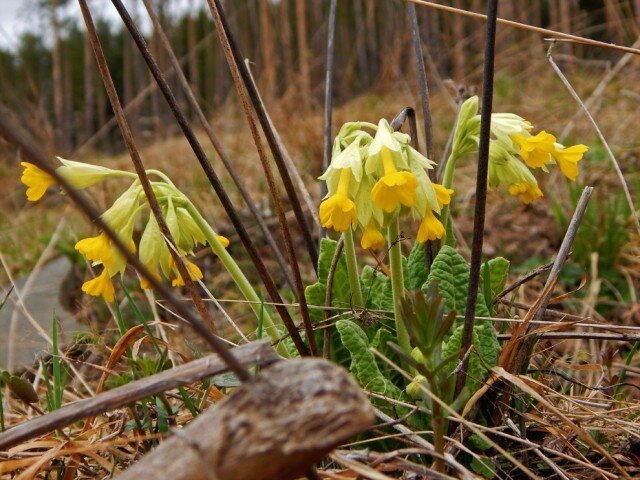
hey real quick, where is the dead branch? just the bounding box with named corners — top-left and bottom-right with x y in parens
top-left (114, 359), bottom-right (375, 480)
top-left (0, 341), bottom-right (279, 451)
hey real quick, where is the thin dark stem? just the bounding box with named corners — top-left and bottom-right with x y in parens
top-left (77, 0), bottom-right (215, 333)
top-left (406, 2), bottom-right (435, 165)
top-left (208, 0), bottom-right (319, 268)
top-left (109, 0), bottom-right (309, 356)
top-left (140, 0), bottom-right (295, 293)
top-left (204, 0), bottom-right (317, 356)
top-left (454, 0), bottom-right (499, 399)
top-left (321, 0), bottom-right (338, 209)
top-left (0, 103), bottom-right (250, 383)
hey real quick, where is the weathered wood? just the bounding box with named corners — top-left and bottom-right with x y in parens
top-left (0, 341), bottom-right (279, 451)
top-left (115, 359), bottom-right (375, 480)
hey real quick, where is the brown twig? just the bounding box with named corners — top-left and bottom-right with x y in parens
top-left (407, 0), bottom-right (640, 56)
top-left (0, 341), bottom-right (278, 451)
top-left (139, 0), bottom-right (295, 293)
top-left (205, 0), bottom-right (317, 356)
top-left (206, 0), bottom-right (319, 267)
top-left (78, 0), bottom-right (215, 331)
top-left (109, 0), bottom-right (309, 356)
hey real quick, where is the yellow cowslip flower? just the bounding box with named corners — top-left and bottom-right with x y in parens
top-left (552, 143), bottom-right (588, 181)
top-left (433, 183), bottom-right (453, 209)
top-left (512, 131), bottom-right (556, 169)
top-left (21, 162), bottom-right (57, 202)
top-left (55, 157), bottom-right (120, 189)
top-left (81, 268), bottom-right (115, 303)
top-left (76, 232), bottom-right (113, 268)
top-left (370, 144), bottom-right (418, 212)
top-left (319, 168), bottom-right (357, 232)
top-left (490, 112), bottom-right (531, 142)
top-left (507, 183), bottom-right (543, 204)
top-left (169, 257), bottom-right (204, 287)
top-left (361, 223), bottom-right (384, 250)
top-left (489, 140), bottom-right (543, 204)
top-left (417, 210), bottom-right (445, 242)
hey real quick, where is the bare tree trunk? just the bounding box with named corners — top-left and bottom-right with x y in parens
top-left (83, 33), bottom-right (95, 143)
top-left (259, 0), bottom-right (275, 100)
top-left (604, 0), bottom-right (626, 43)
top-left (353, 0), bottom-right (370, 86)
top-left (279, 0), bottom-right (294, 92)
top-left (188, 0), bottom-right (201, 105)
top-left (295, 0), bottom-right (311, 109)
top-left (50, 0), bottom-right (66, 152)
top-left (560, 0), bottom-right (574, 57)
top-left (452, 0), bottom-right (465, 81)
top-left (636, 0), bottom-right (640, 29)
top-left (63, 54), bottom-right (73, 149)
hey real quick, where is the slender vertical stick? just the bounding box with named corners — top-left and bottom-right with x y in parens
top-left (109, 0), bottom-right (309, 357)
top-left (454, 0), bottom-right (499, 398)
top-left (140, 0), bottom-right (296, 293)
top-left (205, 0), bottom-right (318, 356)
top-left (320, 0), bottom-right (338, 240)
top-left (208, 0), bottom-right (319, 267)
top-left (406, 3), bottom-right (435, 164)
top-left (388, 219), bottom-right (411, 353)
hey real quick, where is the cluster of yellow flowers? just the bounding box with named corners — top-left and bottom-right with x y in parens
top-left (21, 159), bottom-right (227, 302)
top-left (319, 119), bottom-right (453, 248)
top-left (454, 96), bottom-right (589, 204)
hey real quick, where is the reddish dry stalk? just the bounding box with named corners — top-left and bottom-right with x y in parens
top-left (206, 0), bottom-right (318, 356)
top-left (77, 0), bottom-right (216, 331)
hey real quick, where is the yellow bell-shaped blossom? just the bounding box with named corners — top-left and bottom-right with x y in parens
top-left (433, 184), bottom-right (454, 209)
top-left (21, 162), bottom-right (57, 201)
top-left (417, 209), bottom-right (445, 242)
top-left (361, 222), bottom-right (385, 250)
top-left (169, 257), bottom-right (204, 287)
top-left (81, 268), bottom-right (115, 303)
top-left (551, 143), bottom-right (588, 181)
top-left (369, 123), bottom-right (418, 212)
top-left (489, 140), bottom-right (543, 204)
top-left (76, 232), bottom-right (113, 269)
top-left (512, 131), bottom-right (556, 169)
top-left (319, 168), bottom-right (357, 232)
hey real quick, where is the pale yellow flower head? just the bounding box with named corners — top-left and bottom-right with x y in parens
top-left (55, 157), bottom-right (121, 189)
top-left (21, 162), bottom-right (57, 202)
top-left (489, 140), bottom-right (542, 204)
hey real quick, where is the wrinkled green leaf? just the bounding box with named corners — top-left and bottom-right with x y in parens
top-left (361, 265), bottom-right (393, 311)
top-left (336, 319), bottom-right (403, 399)
top-left (441, 322), bottom-right (499, 393)
top-left (305, 238), bottom-right (352, 322)
top-left (423, 246), bottom-right (490, 318)
top-left (481, 257), bottom-right (510, 313)
top-left (407, 242), bottom-right (428, 290)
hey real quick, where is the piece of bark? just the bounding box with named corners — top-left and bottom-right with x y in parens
top-left (115, 359), bottom-right (375, 480)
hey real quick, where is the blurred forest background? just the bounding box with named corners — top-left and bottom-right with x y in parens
top-left (1, 0), bottom-right (639, 157)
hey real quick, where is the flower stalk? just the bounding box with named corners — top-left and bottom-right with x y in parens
top-left (388, 219), bottom-right (410, 353)
top-left (184, 201), bottom-right (288, 357)
top-left (343, 227), bottom-right (364, 307)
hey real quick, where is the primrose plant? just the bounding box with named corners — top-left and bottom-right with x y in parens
top-left (308, 95), bottom-right (588, 424)
top-left (21, 158), bottom-right (287, 355)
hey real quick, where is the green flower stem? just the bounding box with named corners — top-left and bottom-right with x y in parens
top-left (388, 218), bottom-right (410, 353)
top-left (440, 152), bottom-right (458, 239)
top-left (184, 202), bottom-right (289, 358)
top-left (343, 227), bottom-right (364, 307)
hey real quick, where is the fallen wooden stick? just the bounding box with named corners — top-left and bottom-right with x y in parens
top-left (115, 358), bottom-right (375, 480)
top-left (0, 341), bottom-right (279, 451)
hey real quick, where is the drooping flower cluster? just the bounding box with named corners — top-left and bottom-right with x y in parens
top-left (452, 96), bottom-right (589, 203)
top-left (20, 158), bottom-right (228, 302)
top-left (319, 120), bottom-right (452, 248)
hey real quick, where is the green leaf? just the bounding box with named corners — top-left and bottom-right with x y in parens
top-left (407, 242), bottom-right (428, 290)
top-left (424, 246), bottom-right (490, 318)
top-left (304, 238), bottom-right (352, 322)
top-left (471, 456), bottom-right (497, 478)
top-left (336, 319), bottom-right (403, 399)
top-left (361, 265), bottom-right (393, 311)
top-left (481, 257), bottom-right (510, 312)
top-left (441, 322), bottom-right (499, 394)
